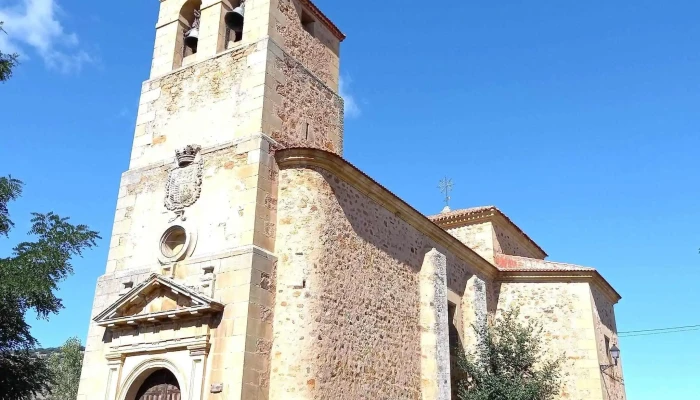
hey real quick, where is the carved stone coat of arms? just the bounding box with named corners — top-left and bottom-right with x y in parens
top-left (165, 144), bottom-right (203, 221)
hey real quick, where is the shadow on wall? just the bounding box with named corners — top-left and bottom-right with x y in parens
top-left (320, 169), bottom-right (482, 297)
top-left (100, 311), bottom-right (222, 346)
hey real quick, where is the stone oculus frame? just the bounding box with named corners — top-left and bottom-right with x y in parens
top-left (94, 274), bottom-right (223, 400)
top-left (157, 221), bottom-right (198, 265)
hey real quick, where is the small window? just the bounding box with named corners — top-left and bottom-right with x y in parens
top-left (301, 10), bottom-right (316, 37)
top-left (448, 303), bottom-right (461, 399)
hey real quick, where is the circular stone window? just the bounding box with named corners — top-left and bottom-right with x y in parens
top-left (160, 225), bottom-right (188, 261)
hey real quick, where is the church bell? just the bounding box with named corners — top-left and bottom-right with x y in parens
top-left (184, 28), bottom-right (199, 49)
top-left (225, 5), bottom-right (245, 32)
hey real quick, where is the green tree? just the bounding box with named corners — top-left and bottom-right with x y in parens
top-left (46, 337), bottom-right (84, 400)
top-left (0, 176), bottom-right (99, 399)
top-left (0, 22), bottom-right (19, 82)
top-left (456, 308), bottom-right (562, 400)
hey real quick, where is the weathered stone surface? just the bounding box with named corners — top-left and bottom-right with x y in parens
top-left (496, 282), bottom-right (606, 399)
top-left (78, 1), bottom-right (625, 399)
top-left (271, 167), bottom-right (489, 400)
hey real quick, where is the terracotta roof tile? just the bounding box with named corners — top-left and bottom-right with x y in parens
top-left (299, 0), bottom-right (345, 41)
top-left (428, 206), bottom-right (547, 258)
top-left (495, 254), bottom-right (595, 272)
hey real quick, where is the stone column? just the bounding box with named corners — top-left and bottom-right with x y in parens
top-left (104, 354), bottom-right (125, 400)
top-left (188, 344), bottom-right (209, 400)
top-left (419, 248), bottom-right (450, 400)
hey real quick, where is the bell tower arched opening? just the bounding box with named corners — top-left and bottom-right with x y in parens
top-left (175, 0), bottom-right (203, 68)
top-left (132, 368), bottom-right (181, 400)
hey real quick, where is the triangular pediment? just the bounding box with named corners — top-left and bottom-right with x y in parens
top-left (94, 274), bottom-right (223, 328)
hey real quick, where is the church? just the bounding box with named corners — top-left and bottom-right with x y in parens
top-left (76, 0), bottom-right (627, 399)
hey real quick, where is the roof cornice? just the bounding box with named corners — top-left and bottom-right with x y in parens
top-left (299, 0), bottom-right (346, 41)
top-left (275, 148), bottom-right (498, 279)
top-left (275, 148), bottom-right (620, 303)
top-left (498, 270), bottom-right (622, 304)
top-left (430, 206), bottom-right (548, 259)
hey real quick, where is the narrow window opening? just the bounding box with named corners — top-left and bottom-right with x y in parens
top-left (226, 28), bottom-right (243, 48)
top-left (448, 303), bottom-right (462, 399)
top-left (175, 0), bottom-right (202, 68)
top-left (304, 122), bottom-right (310, 140)
top-left (224, 1), bottom-right (244, 49)
top-left (301, 10), bottom-right (316, 37)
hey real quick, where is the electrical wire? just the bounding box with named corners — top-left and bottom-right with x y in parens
top-left (618, 324), bottom-right (700, 338)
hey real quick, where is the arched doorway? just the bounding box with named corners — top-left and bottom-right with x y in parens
top-left (134, 369), bottom-right (181, 400)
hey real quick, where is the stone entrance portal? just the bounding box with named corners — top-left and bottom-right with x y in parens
top-left (135, 369), bottom-right (181, 400)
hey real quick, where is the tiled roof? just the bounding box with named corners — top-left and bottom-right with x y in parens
top-left (428, 206), bottom-right (547, 258)
top-left (299, 0), bottom-right (346, 41)
top-left (495, 254), bottom-right (595, 272)
top-left (429, 206), bottom-right (496, 221)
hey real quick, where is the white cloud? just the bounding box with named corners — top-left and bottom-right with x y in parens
top-left (0, 0), bottom-right (93, 73)
top-left (339, 76), bottom-right (360, 118)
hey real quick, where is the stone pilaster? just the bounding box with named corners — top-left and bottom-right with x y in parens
top-left (188, 343), bottom-right (210, 400)
top-left (104, 354), bottom-right (125, 400)
top-left (419, 248), bottom-right (450, 400)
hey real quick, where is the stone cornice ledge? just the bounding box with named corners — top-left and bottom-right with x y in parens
top-left (276, 148), bottom-right (499, 279)
top-left (276, 148), bottom-right (623, 305)
top-left (498, 270), bottom-right (622, 304)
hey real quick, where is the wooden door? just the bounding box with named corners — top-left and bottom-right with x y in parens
top-left (135, 369), bottom-right (181, 400)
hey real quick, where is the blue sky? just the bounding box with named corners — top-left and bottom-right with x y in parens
top-left (1, 0), bottom-right (699, 398)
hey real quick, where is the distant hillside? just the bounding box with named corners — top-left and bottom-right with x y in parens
top-left (30, 346), bottom-right (86, 399)
top-left (35, 345), bottom-right (86, 358)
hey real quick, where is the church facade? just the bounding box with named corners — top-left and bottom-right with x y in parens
top-left (76, 0), bottom-right (627, 399)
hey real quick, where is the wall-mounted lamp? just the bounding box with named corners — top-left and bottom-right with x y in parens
top-left (600, 344), bottom-right (620, 371)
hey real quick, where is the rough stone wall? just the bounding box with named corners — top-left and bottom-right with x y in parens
top-left (271, 167), bottom-right (488, 400)
top-left (446, 222), bottom-right (542, 262)
top-left (273, 0), bottom-right (339, 89)
top-left (492, 223), bottom-right (540, 258)
top-left (444, 223), bottom-right (495, 263)
top-left (131, 41), bottom-right (268, 169)
top-left (497, 282), bottom-right (605, 400)
top-left (591, 286), bottom-right (626, 400)
top-left (263, 41), bottom-right (344, 155)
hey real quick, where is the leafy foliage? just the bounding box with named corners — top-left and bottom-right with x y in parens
top-left (0, 22), bottom-right (19, 83)
top-left (0, 349), bottom-right (53, 400)
top-left (0, 176), bottom-right (99, 399)
top-left (46, 337), bottom-right (84, 400)
top-left (456, 308), bottom-right (563, 400)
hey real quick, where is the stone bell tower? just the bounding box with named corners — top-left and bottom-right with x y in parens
top-left (76, 0), bottom-right (345, 399)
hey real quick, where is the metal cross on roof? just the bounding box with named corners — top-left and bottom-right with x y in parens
top-left (438, 177), bottom-right (454, 208)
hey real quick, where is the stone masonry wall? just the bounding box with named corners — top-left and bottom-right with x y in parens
top-left (496, 282), bottom-right (605, 400)
top-left (77, 247), bottom-right (276, 400)
top-left (445, 222), bottom-right (495, 263)
top-left (263, 41), bottom-right (344, 155)
top-left (77, 268), bottom-right (152, 399)
top-left (591, 286), bottom-right (626, 400)
top-left (108, 138), bottom-right (270, 275)
top-left (492, 223), bottom-right (540, 259)
top-left (271, 166), bottom-right (489, 400)
top-left (131, 41), bottom-right (269, 169)
top-left (273, 0), bottom-right (340, 89)
top-left (446, 222), bottom-right (543, 261)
